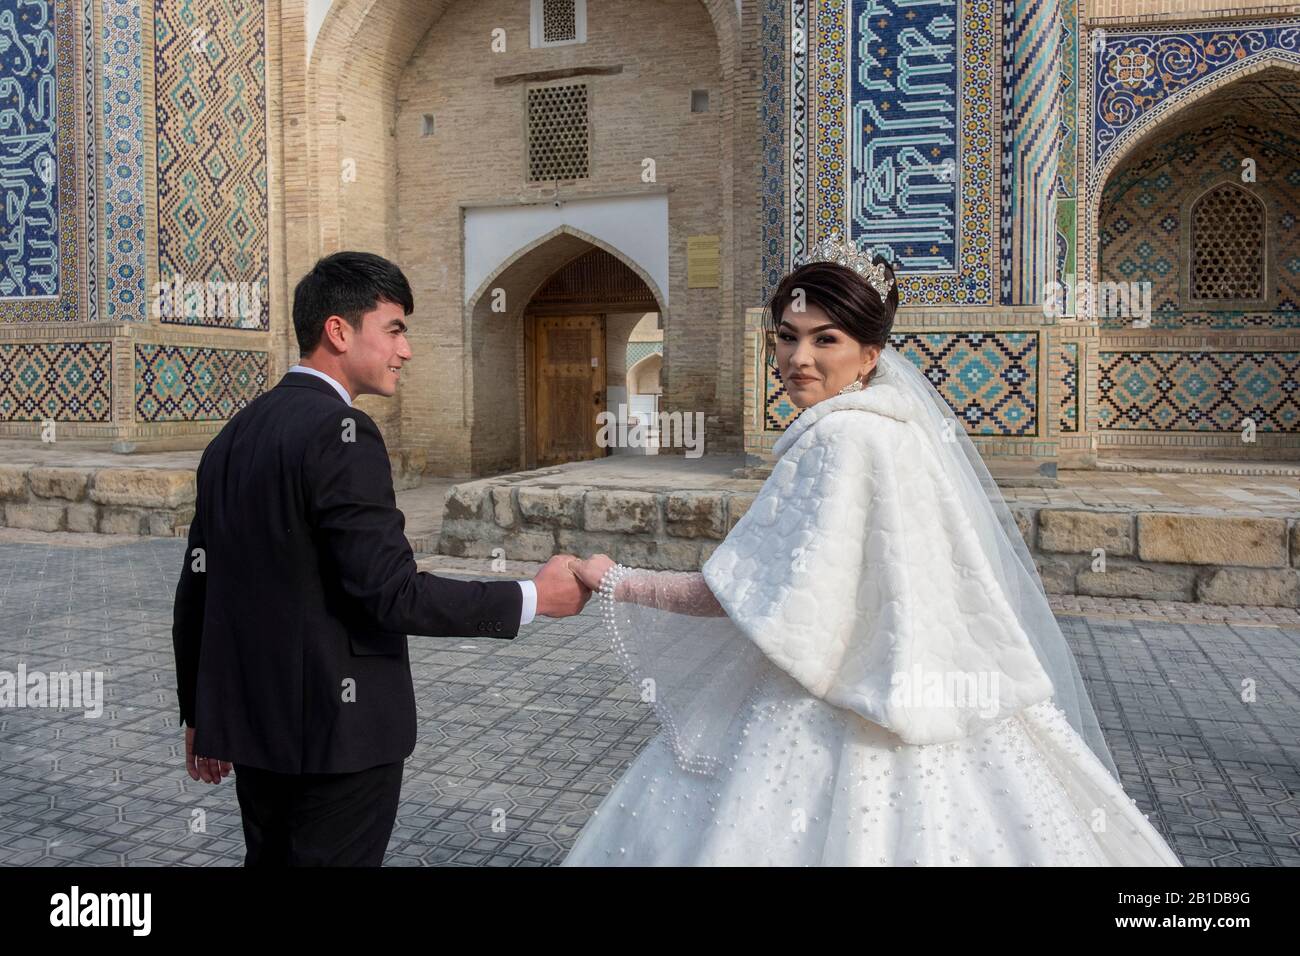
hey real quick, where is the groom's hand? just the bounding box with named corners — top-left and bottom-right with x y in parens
top-left (185, 726), bottom-right (233, 784)
top-left (532, 553), bottom-right (592, 618)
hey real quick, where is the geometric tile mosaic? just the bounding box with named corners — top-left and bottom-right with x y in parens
top-left (1056, 196), bottom-right (1076, 293)
top-left (81, 0), bottom-right (98, 321)
top-left (154, 0), bottom-right (268, 329)
top-left (0, 0), bottom-right (86, 322)
top-left (0, 342), bottom-right (111, 422)
top-left (760, 0), bottom-right (788, 301)
top-left (1059, 340), bottom-right (1078, 433)
top-left (792, 0), bottom-right (998, 306)
top-left (1001, 0), bottom-right (1065, 305)
top-left (764, 331), bottom-right (1040, 436)
top-left (891, 331), bottom-right (1039, 436)
top-left (1099, 121), bottom-right (1300, 330)
top-left (1057, 0), bottom-right (1077, 201)
top-left (1098, 351), bottom-right (1300, 432)
top-left (764, 362), bottom-right (798, 431)
top-left (134, 344), bottom-right (267, 422)
top-left (1055, 0), bottom-right (1077, 295)
top-left (101, 0), bottom-right (146, 322)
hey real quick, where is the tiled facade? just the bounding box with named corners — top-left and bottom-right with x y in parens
top-left (133, 343), bottom-right (267, 422)
top-left (1059, 340), bottom-right (1079, 433)
top-left (0, 0), bottom-right (91, 323)
top-left (0, 0), bottom-right (273, 441)
top-left (0, 0), bottom-right (1297, 464)
top-left (1079, 14), bottom-right (1300, 460)
top-left (764, 330), bottom-right (1043, 437)
top-left (790, 0), bottom-right (1001, 307)
top-left (1099, 121), bottom-right (1300, 330)
top-left (154, 0), bottom-right (269, 330)
top-left (758, 1), bottom-right (1300, 464)
top-left (0, 341), bottom-right (112, 421)
top-left (1088, 19), bottom-right (1300, 190)
top-left (1099, 350), bottom-right (1300, 432)
top-left (100, 0), bottom-right (146, 324)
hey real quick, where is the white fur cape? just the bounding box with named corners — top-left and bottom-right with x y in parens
top-left (701, 377), bottom-right (1055, 744)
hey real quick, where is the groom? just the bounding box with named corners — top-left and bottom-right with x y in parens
top-left (172, 251), bottom-right (591, 866)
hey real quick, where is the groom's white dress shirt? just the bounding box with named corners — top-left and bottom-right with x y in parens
top-left (287, 364), bottom-right (537, 625)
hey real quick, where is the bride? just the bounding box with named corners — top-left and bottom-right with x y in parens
top-left (560, 239), bottom-right (1181, 866)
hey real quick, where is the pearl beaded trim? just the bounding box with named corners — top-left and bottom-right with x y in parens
top-left (601, 563), bottom-right (720, 776)
top-left (600, 563), bottom-right (771, 779)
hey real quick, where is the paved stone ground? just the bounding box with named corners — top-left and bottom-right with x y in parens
top-left (0, 535), bottom-right (1297, 866)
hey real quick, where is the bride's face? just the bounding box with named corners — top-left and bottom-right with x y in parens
top-left (775, 305), bottom-right (880, 408)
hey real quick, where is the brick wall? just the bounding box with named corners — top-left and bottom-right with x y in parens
top-left (397, 0), bottom-right (724, 472)
top-left (295, 0), bottom-right (755, 476)
top-left (1085, 0), bottom-right (1299, 20)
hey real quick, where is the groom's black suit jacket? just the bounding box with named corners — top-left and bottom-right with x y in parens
top-left (172, 372), bottom-right (523, 774)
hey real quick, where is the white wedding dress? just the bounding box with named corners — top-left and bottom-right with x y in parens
top-left (562, 350), bottom-right (1182, 867)
top-left (564, 607), bottom-right (1179, 865)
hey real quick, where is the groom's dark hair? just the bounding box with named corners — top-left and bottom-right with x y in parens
top-left (293, 251), bottom-right (415, 355)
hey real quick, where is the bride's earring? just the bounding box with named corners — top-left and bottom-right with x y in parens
top-left (838, 372), bottom-right (866, 395)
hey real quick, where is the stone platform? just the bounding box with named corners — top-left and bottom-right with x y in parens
top-left (439, 454), bottom-right (1300, 608)
top-left (1, 438), bottom-right (1296, 607)
top-left (0, 439), bottom-right (428, 539)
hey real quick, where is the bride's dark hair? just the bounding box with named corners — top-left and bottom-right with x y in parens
top-left (764, 256), bottom-right (900, 371)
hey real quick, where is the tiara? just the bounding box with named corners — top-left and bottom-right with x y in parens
top-left (796, 231), bottom-right (896, 302)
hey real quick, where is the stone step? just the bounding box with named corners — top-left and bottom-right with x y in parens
top-left (1096, 458), bottom-right (1300, 477)
top-left (438, 478), bottom-right (1300, 608)
top-left (5, 455), bottom-right (1296, 607)
top-left (0, 456), bottom-right (428, 540)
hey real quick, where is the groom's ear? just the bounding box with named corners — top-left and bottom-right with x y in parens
top-left (320, 314), bottom-right (355, 353)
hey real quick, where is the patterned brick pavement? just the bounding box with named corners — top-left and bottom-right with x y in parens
top-left (0, 536), bottom-right (1296, 866)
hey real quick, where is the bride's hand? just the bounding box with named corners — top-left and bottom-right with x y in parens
top-left (571, 553), bottom-right (616, 591)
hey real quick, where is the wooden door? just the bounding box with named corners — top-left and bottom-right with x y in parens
top-left (532, 314), bottom-right (606, 466)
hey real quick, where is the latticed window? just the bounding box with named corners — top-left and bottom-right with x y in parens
top-left (527, 84), bottom-right (589, 182)
top-left (531, 0), bottom-right (586, 47)
top-left (543, 0), bottom-right (576, 42)
top-left (1189, 183), bottom-right (1265, 302)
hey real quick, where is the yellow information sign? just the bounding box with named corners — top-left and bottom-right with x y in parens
top-left (687, 234), bottom-right (721, 288)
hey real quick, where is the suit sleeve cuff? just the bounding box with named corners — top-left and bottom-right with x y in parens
top-left (518, 579), bottom-right (537, 626)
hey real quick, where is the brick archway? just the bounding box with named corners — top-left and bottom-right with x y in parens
top-left (468, 225), bottom-right (667, 318)
top-left (283, 0), bottom-right (755, 464)
top-left (467, 228), bottom-right (664, 474)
